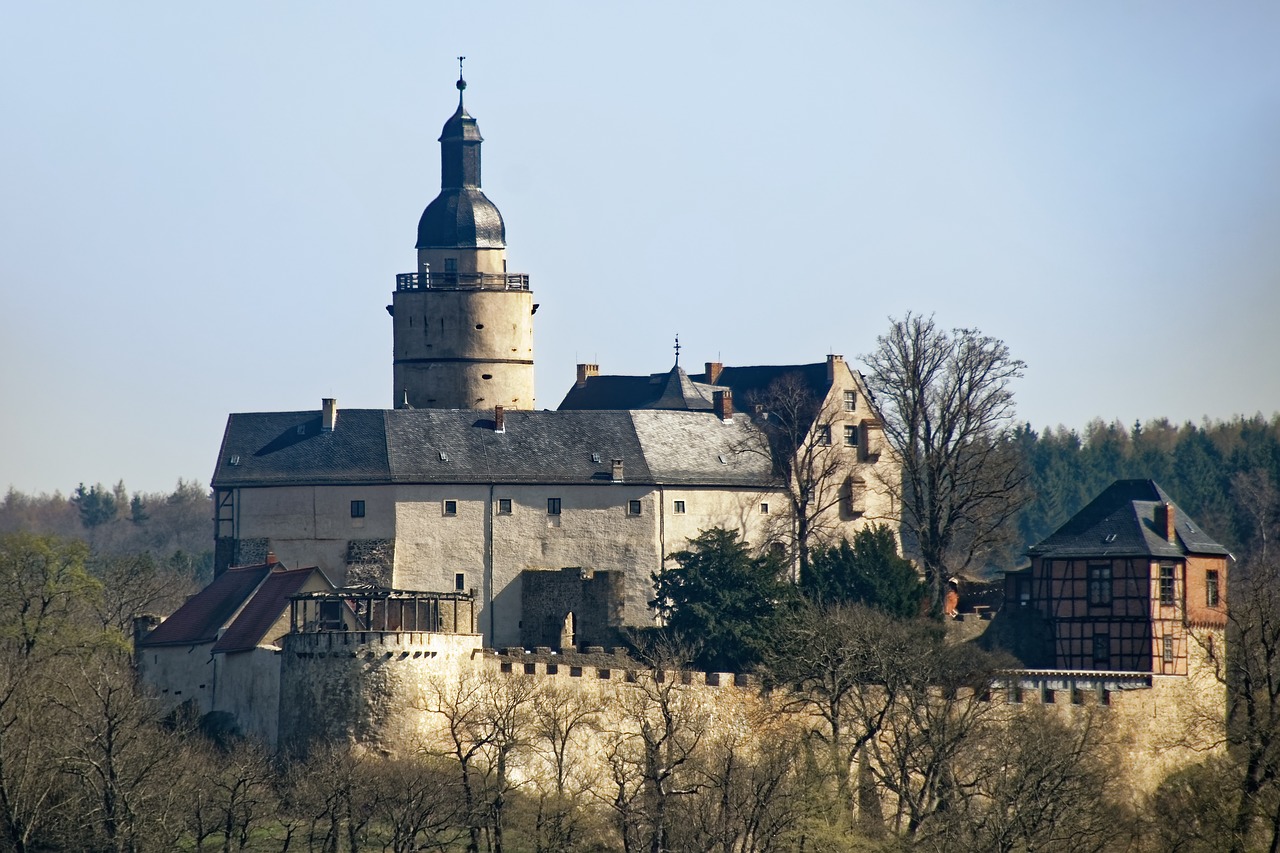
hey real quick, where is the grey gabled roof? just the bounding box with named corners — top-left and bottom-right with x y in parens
top-left (1028, 479), bottom-right (1230, 560)
top-left (212, 408), bottom-right (776, 489)
top-left (558, 362), bottom-right (832, 412)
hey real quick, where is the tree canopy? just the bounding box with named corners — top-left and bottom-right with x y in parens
top-left (802, 524), bottom-right (925, 618)
top-left (650, 528), bottom-right (797, 672)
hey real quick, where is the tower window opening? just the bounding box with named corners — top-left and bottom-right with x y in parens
top-left (482, 374), bottom-right (493, 380)
top-left (498, 498), bottom-right (512, 514)
top-left (455, 572), bottom-right (465, 591)
top-left (443, 500), bottom-right (457, 516)
top-left (350, 500), bottom-right (365, 518)
top-left (674, 500), bottom-right (686, 514)
top-left (1207, 570), bottom-right (1220, 606)
top-left (475, 324), bottom-right (484, 330)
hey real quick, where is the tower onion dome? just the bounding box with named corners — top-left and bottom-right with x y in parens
top-left (416, 79), bottom-right (507, 250)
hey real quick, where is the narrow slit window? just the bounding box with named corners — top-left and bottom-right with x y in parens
top-left (1207, 570), bottom-right (1220, 607)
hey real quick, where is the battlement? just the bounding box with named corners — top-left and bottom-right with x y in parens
top-left (484, 646), bottom-right (755, 688)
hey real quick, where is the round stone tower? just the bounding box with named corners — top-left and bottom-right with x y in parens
top-left (390, 71), bottom-right (534, 410)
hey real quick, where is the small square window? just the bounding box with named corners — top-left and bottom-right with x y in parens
top-left (844, 391), bottom-right (857, 411)
top-left (455, 572), bottom-right (465, 591)
top-left (1207, 570), bottom-right (1220, 607)
top-left (817, 425), bottom-right (832, 446)
top-left (628, 500), bottom-right (642, 515)
top-left (350, 500), bottom-right (365, 518)
top-left (498, 498), bottom-right (512, 514)
top-left (844, 425), bottom-right (858, 447)
top-left (760, 503), bottom-right (769, 514)
top-left (443, 500), bottom-right (457, 516)
top-left (673, 500), bottom-right (686, 514)
top-left (547, 498), bottom-right (561, 516)
top-left (1163, 634), bottom-right (1175, 664)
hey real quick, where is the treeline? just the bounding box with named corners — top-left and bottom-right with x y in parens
top-left (1015, 413), bottom-right (1280, 565)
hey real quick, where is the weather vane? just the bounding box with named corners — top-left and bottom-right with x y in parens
top-left (674, 334), bottom-right (681, 366)
top-left (456, 56), bottom-right (467, 102)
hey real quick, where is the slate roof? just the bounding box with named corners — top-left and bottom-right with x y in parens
top-left (417, 187), bottom-right (506, 249)
top-left (1028, 480), bottom-right (1230, 560)
top-left (138, 564), bottom-right (273, 647)
top-left (212, 567), bottom-right (325, 654)
top-left (212, 408), bottom-right (776, 489)
top-left (558, 362), bottom-right (832, 412)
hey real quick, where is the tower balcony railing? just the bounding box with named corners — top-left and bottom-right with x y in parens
top-left (396, 271), bottom-right (530, 292)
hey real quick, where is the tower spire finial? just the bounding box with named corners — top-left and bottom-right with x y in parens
top-left (456, 55), bottom-right (467, 106)
top-left (674, 334), bottom-right (681, 366)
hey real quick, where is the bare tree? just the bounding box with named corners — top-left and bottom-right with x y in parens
top-left (862, 313), bottom-right (1029, 611)
top-left (527, 681), bottom-right (604, 852)
top-left (743, 374), bottom-right (858, 576)
top-left (601, 649), bottom-right (710, 853)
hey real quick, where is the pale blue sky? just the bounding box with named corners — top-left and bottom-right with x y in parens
top-left (3, 3), bottom-right (1279, 494)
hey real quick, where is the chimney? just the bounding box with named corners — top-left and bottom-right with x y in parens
top-left (611, 458), bottom-right (624, 482)
top-left (827, 354), bottom-right (845, 382)
top-left (321, 398), bottom-right (337, 432)
top-left (265, 550), bottom-right (277, 566)
top-left (705, 361), bottom-right (724, 384)
top-left (1161, 502), bottom-right (1176, 543)
top-left (713, 389), bottom-right (733, 422)
top-left (576, 363), bottom-right (599, 388)
top-left (494, 405), bottom-right (505, 433)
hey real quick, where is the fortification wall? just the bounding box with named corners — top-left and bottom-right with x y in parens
top-left (279, 630), bottom-right (484, 757)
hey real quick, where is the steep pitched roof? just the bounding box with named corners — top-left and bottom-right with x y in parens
top-left (212, 567), bottom-right (327, 654)
top-left (138, 564), bottom-right (273, 647)
top-left (1028, 479), bottom-right (1230, 560)
top-left (558, 362), bottom-right (832, 412)
top-left (212, 408), bottom-right (775, 489)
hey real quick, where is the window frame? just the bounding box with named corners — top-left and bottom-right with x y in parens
top-left (844, 424), bottom-right (858, 447)
top-left (1159, 563), bottom-right (1176, 606)
top-left (455, 572), bottom-right (466, 592)
top-left (1092, 633), bottom-right (1110, 668)
top-left (1163, 633), bottom-right (1175, 664)
top-left (350, 500), bottom-right (365, 519)
top-left (628, 499), bottom-right (642, 516)
top-left (1207, 569), bottom-right (1220, 607)
top-left (1087, 563), bottom-right (1112, 607)
top-left (760, 503), bottom-right (769, 515)
top-left (844, 390), bottom-right (857, 412)
top-left (443, 499), bottom-right (458, 517)
top-left (547, 497), bottom-right (562, 516)
top-left (497, 498), bottom-right (512, 514)
top-left (673, 500), bottom-right (686, 514)
top-left (816, 425), bottom-right (832, 446)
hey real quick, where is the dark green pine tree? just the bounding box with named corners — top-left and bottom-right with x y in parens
top-left (651, 528), bottom-right (797, 672)
top-left (801, 524), bottom-right (925, 618)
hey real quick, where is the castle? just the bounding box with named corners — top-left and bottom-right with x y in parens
top-left (204, 71), bottom-right (894, 650)
top-left (136, 76), bottom-right (1228, 795)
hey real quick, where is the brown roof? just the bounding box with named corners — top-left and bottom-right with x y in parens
top-left (212, 567), bottom-right (324, 654)
top-left (138, 564), bottom-right (273, 647)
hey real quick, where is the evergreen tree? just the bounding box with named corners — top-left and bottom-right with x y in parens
top-left (651, 528), bottom-right (797, 672)
top-left (802, 524), bottom-right (924, 618)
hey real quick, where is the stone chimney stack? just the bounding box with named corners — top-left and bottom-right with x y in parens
top-left (322, 398), bottom-right (337, 432)
top-left (713, 389), bottom-right (733, 422)
top-left (576, 363), bottom-right (599, 388)
top-left (494, 405), bottom-right (505, 433)
top-left (827, 354), bottom-right (845, 382)
top-left (705, 361), bottom-right (724, 384)
top-left (611, 459), bottom-right (624, 482)
top-left (1161, 502), bottom-right (1176, 543)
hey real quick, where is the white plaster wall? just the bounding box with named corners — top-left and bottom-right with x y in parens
top-left (235, 485), bottom-right (398, 581)
top-left (137, 643), bottom-right (217, 716)
top-left (214, 649), bottom-right (283, 745)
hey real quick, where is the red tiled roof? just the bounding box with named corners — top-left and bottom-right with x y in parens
top-left (138, 564), bottom-right (273, 647)
top-left (212, 567), bottom-right (321, 654)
